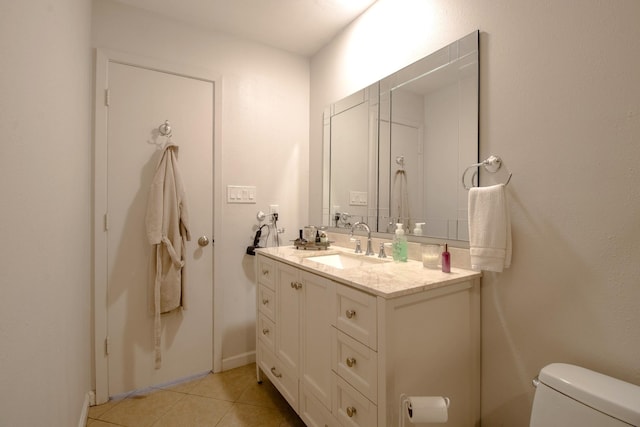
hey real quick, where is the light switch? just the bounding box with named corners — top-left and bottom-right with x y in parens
top-left (349, 191), bottom-right (368, 206)
top-left (227, 185), bottom-right (257, 204)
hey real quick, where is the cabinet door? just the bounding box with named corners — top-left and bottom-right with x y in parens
top-left (300, 271), bottom-right (334, 410)
top-left (275, 262), bottom-right (301, 375)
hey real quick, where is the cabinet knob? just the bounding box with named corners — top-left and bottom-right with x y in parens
top-left (270, 367), bottom-right (282, 378)
top-left (262, 328), bottom-right (269, 335)
top-left (346, 309), bottom-right (356, 319)
top-left (262, 298), bottom-right (269, 305)
top-left (262, 269), bottom-right (269, 276)
top-left (290, 281), bottom-right (302, 290)
top-left (346, 406), bottom-right (357, 417)
top-left (346, 357), bottom-right (356, 367)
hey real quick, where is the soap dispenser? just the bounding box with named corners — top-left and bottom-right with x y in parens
top-left (392, 223), bottom-right (408, 262)
top-left (413, 222), bottom-right (425, 236)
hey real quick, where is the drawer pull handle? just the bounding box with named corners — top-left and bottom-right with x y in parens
top-left (262, 298), bottom-right (269, 305)
top-left (270, 367), bottom-right (282, 378)
top-left (262, 328), bottom-right (269, 335)
top-left (346, 309), bottom-right (356, 319)
top-left (346, 406), bottom-right (357, 417)
top-left (290, 281), bottom-right (302, 290)
top-left (346, 357), bottom-right (356, 367)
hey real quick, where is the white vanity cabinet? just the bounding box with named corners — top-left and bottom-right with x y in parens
top-left (256, 248), bottom-right (481, 427)
top-left (256, 255), bottom-right (337, 424)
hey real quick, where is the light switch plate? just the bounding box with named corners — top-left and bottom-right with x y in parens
top-left (227, 185), bottom-right (257, 204)
top-left (349, 191), bottom-right (368, 206)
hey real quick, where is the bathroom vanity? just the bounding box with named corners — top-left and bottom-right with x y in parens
top-left (255, 245), bottom-right (481, 427)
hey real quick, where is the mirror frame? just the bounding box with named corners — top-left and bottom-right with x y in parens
top-left (322, 30), bottom-right (479, 242)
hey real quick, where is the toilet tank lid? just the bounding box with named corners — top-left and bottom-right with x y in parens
top-left (539, 363), bottom-right (640, 426)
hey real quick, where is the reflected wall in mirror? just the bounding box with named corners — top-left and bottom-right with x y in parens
top-left (323, 84), bottom-right (379, 229)
top-left (323, 30), bottom-right (478, 241)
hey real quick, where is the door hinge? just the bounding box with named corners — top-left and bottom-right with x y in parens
top-left (105, 336), bottom-right (110, 356)
top-left (105, 89), bottom-right (110, 107)
top-left (104, 213), bottom-right (109, 231)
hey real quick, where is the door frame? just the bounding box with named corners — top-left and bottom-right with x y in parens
top-left (93, 49), bottom-right (223, 404)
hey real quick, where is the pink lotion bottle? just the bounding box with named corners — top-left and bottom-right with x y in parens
top-left (441, 243), bottom-right (451, 273)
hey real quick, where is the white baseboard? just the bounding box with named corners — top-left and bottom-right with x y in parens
top-left (78, 391), bottom-right (94, 427)
top-left (221, 350), bottom-right (255, 371)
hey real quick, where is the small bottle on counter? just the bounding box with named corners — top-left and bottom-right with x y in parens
top-left (441, 243), bottom-right (451, 273)
top-left (392, 223), bottom-right (408, 262)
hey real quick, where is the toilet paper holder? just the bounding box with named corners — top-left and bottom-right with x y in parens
top-left (399, 394), bottom-right (450, 426)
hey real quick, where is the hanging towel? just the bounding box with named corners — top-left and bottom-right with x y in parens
top-left (468, 184), bottom-right (511, 272)
top-left (392, 169), bottom-right (411, 230)
top-left (145, 142), bottom-right (191, 368)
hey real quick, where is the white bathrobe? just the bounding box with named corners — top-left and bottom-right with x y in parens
top-left (146, 142), bottom-right (190, 368)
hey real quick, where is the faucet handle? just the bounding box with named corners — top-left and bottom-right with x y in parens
top-left (378, 243), bottom-right (387, 258)
top-left (354, 239), bottom-right (362, 254)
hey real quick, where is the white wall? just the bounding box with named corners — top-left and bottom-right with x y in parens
top-left (0, 1), bottom-right (93, 426)
top-left (92, 0), bottom-right (309, 369)
top-left (310, 0), bottom-right (640, 425)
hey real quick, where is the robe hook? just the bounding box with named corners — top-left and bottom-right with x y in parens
top-left (159, 120), bottom-right (172, 137)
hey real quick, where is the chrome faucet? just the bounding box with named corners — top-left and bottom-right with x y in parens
top-left (350, 221), bottom-right (374, 256)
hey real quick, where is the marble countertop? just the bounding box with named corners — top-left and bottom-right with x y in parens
top-left (256, 245), bottom-right (481, 299)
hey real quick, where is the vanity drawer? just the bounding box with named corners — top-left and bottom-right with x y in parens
top-left (335, 285), bottom-right (377, 349)
top-left (258, 343), bottom-right (299, 412)
top-left (258, 284), bottom-right (275, 320)
top-left (300, 386), bottom-right (340, 427)
top-left (258, 313), bottom-right (275, 353)
top-left (332, 373), bottom-right (377, 427)
top-left (332, 327), bottom-right (378, 402)
top-left (257, 256), bottom-right (275, 289)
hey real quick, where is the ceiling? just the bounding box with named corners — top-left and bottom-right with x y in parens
top-left (114, 0), bottom-right (377, 56)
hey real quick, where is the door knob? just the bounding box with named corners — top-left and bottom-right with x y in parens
top-left (198, 236), bottom-right (210, 247)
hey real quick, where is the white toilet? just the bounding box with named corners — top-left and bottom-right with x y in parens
top-left (530, 363), bottom-right (640, 426)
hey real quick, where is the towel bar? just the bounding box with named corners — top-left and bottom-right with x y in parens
top-left (462, 155), bottom-right (512, 190)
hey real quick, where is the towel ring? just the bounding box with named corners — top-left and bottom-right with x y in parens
top-left (462, 155), bottom-right (513, 190)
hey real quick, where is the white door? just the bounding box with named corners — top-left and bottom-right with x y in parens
top-left (104, 61), bottom-right (214, 396)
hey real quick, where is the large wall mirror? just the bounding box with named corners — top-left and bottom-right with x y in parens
top-left (322, 30), bottom-right (478, 241)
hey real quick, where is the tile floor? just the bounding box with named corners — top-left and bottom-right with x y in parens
top-left (87, 364), bottom-right (306, 427)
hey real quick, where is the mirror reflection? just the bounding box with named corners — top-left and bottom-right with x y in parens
top-left (323, 30), bottom-right (478, 241)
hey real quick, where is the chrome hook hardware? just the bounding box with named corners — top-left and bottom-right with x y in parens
top-left (346, 309), bottom-right (356, 319)
top-left (158, 120), bottom-right (172, 137)
top-left (346, 357), bottom-right (356, 367)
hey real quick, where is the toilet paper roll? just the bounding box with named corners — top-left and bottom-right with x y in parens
top-left (406, 396), bottom-right (449, 423)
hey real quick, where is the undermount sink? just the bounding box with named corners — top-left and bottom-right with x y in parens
top-left (306, 252), bottom-right (387, 270)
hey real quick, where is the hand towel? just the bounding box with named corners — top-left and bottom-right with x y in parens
top-left (468, 184), bottom-right (512, 272)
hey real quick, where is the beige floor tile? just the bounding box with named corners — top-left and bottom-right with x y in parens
top-left (87, 419), bottom-right (122, 427)
top-left (215, 402), bottom-right (287, 427)
top-left (98, 389), bottom-right (184, 427)
top-left (278, 405), bottom-right (307, 427)
top-left (88, 395), bottom-right (129, 420)
top-left (155, 373), bottom-right (207, 394)
top-left (150, 394), bottom-right (233, 427)
top-left (188, 370), bottom-right (256, 402)
top-left (236, 377), bottom-right (290, 410)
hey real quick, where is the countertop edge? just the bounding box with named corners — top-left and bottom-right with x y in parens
top-left (255, 246), bottom-right (482, 298)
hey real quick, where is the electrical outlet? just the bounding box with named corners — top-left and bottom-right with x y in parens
top-left (269, 204), bottom-right (279, 214)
